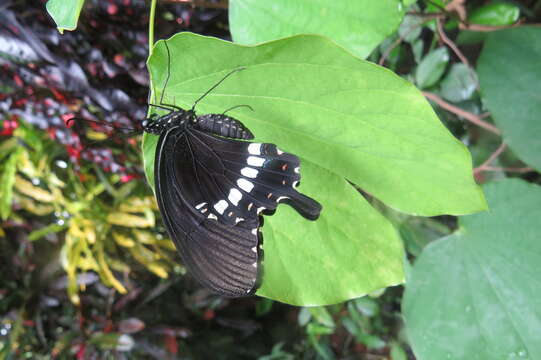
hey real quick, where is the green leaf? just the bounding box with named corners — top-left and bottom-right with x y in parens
top-left (28, 223), bottom-right (68, 241)
top-left (255, 298), bottom-right (274, 316)
top-left (415, 47), bottom-right (449, 88)
top-left (142, 133), bottom-right (158, 190)
top-left (13, 122), bottom-right (43, 152)
top-left (308, 307), bottom-right (335, 328)
top-left (306, 323), bottom-right (334, 336)
top-left (469, 3), bottom-right (520, 26)
top-left (352, 296), bottom-right (379, 317)
top-left (88, 332), bottom-right (122, 350)
top-left (298, 307), bottom-right (311, 326)
top-left (256, 164), bottom-right (403, 305)
top-left (440, 63), bottom-right (478, 102)
top-left (403, 179), bottom-right (541, 360)
top-left (390, 342), bottom-right (408, 360)
top-left (398, 14), bottom-right (424, 43)
top-left (144, 33), bottom-right (485, 305)
top-left (46, 0), bottom-right (85, 34)
top-left (229, 0), bottom-right (405, 59)
top-left (0, 148), bottom-right (20, 220)
top-left (477, 27), bottom-right (541, 171)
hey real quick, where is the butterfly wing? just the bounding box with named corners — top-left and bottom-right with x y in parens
top-left (154, 124), bottom-right (322, 297)
top-left (155, 126), bottom-right (261, 296)
top-left (187, 127), bottom-right (322, 224)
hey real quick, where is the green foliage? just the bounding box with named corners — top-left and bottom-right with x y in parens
top-left (46, 0), bottom-right (85, 33)
top-left (229, 0), bottom-right (406, 59)
top-left (477, 27), bottom-right (541, 171)
top-left (403, 179), bottom-right (541, 359)
top-left (0, 147), bottom-right (20, 220)
top-left (469, 3), bottom-right (520, 26)
top-left (440, 63), bottom-right (478, 102)
top-left (415, 47), bottom-right (449, 89)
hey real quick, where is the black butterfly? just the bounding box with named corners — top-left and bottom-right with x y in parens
top-left (143, 41), bottom-right (322, 297)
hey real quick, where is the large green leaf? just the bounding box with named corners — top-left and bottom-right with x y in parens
top-left (229, 0), bottom-right (406, 59)
top-left (143, 33), bottom-right (485, 305)
top-left (46, 0), bottom-right (85, 34)
top-left (477, 27), bottom-right (541, 171)
top-left (403, 179), bottom-right (541, 360)
top-left (258, 162), bottom-right (403, 305)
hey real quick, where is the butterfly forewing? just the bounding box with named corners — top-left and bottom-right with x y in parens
top-left (188, 128), bottom-right (322, 222)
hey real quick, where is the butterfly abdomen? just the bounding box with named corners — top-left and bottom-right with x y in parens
top-left (195, 114), bottom-right (254, 140)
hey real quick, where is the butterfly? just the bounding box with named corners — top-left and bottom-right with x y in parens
top-left (143, 41), bottom-right (322, 297)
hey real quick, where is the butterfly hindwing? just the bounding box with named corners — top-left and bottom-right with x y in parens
top-left (154, 120), bottom-right (321, 296)
top-left (155, 127), bottom-right (260, 296)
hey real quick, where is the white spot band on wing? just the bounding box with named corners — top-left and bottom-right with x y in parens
top-left (247, 143), bottom-right (262, 155)
top-left (237, 178), bottom-right (254, 192)
top-left (228, 188), bottom-right (243, 206)
top-left (241, 167), bottom-right (258, 178)
top-left (247, 156), bottom-right (265, 167)
top-left (213, 200), bottom-right (228, 215)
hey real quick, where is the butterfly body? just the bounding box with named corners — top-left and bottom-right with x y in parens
top-left (142, 109), bottom-right (254, 141)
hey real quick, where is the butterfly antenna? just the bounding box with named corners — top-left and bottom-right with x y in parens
top-left (160, 40), bottom-right (173, 107)
top-left (222, 104), bottom-right (254, 115)
top-left (66, 117), bottom-right (137, 132)
top-left (149, 41), bottom-right (183, 111)
top-left (191, 67), bottom-right (246, 111)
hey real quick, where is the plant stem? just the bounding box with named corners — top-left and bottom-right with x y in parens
top-left (149, 0), bottom-right (158, 52)
top-left (422, 91), bottom-right (501, 135)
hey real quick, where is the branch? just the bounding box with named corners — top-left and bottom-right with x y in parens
top-left (422, 92), bottom-right (501, 135)
top-left (482, 166), bottom-right (533, 173)
top-left (436, 18), bottom-right (469, 67)
top-left (474, 143), bottom-right (535, 175)
top-left (473, 143), bottom-right (506, 175)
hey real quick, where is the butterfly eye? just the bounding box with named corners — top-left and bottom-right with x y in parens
top-left (142, 119), bottom-right (148, 128)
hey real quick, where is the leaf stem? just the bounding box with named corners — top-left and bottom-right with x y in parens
top-left (149, 0), bottom-right (158, 52)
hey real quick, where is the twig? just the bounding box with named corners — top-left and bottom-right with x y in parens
top-left (482, 166), bottom-right (533, 173)
top-left (436, 18), bottom-right (469, 67)
top-left (474, 143), bottom-right (535, 175)
top-left (379, 36), bottom-right (404, 66)
top-left (473, 143), bottom-right (506, 175)
top-left (479, 112), bottom-right (491, 119)
top-left (422, 92), bottom-right (501, 135)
